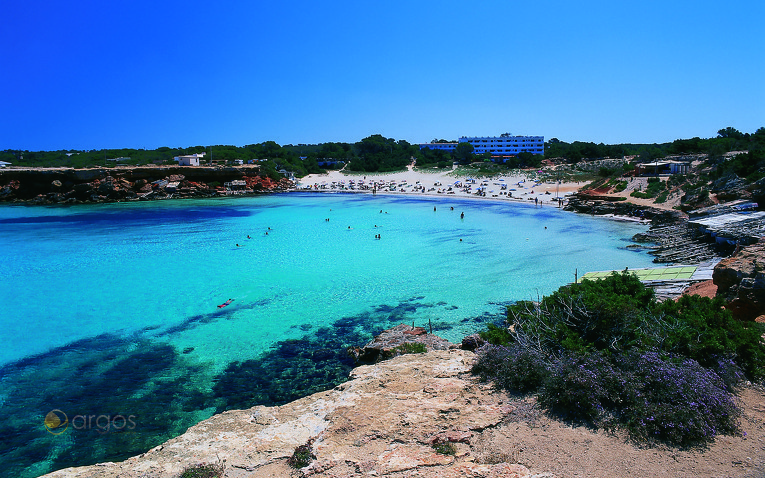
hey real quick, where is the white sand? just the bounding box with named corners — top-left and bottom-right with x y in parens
top-left (297, 165), bottom-right (581, 205)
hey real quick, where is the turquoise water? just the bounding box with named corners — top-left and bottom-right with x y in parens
top-left (0, 193), bottom-right (655, 476)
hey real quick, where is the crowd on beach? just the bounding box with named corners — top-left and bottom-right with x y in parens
top-left (298, 167), bottom-right (580, 207)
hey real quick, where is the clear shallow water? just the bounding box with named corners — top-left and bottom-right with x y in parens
top-left (0, 193), bottom-right (655, 476)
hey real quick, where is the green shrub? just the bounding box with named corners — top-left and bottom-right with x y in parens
top-left (392, 342), bottom-right (427, 355)
top-left (179, 462), bottom-right (225, 478)
top-left (432, 442), bottom-right (457, 455)
top-left (287, 443), bottom-right (315, 469)
top-left (631, 191), bottom-right (652, 199)
top-left (658, 295), bottom-right (765, 382)
top-left (478, 323), bottom-right (512, 345)
top-left (611, 180), bottom-right (628, 193)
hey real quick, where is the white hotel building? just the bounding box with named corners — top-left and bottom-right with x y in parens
top-left (419, 133), bottom-right (544, 162)
top-left (459, 133), bottom-right (544, 158)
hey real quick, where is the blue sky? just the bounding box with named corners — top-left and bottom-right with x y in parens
top-left (1, 0), bottom-right (762, 151)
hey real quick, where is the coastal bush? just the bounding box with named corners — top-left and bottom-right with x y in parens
top-left (611, 180), bottom-right (628, 193)
top-left (494, 344), bottom-right (548, 393)
top-left (392, 342), bottom-right (427, 355)
top-left (478, 322), bottom-right (513, 345)
top-left (287, 442), bottom-right (315, 469)
top-left (432, 442), bottom-right (457, 455)
top-left (658, 295), bottom-right (765, 382)
top-left (472, 272), bottom-right (765, 446)
top-left (178, 462), bottom-right (225, 478)
top-left (537, 350), bottom-right (741, 445)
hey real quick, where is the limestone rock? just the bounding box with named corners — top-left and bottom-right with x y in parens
top-left (348, 323), bottom-right (456, 364)
top-left (712, 173), bottom-right (750, 201)
top-left (39, 350), bottom-right (544, 478)
top-left (461, 333), bottom-right (486, 351)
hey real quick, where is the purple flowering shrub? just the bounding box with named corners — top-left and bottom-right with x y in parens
top-left (476, 346), bottom-right (741, 445)
top-left (537, 350), bottom-right (624, 422)
top-left (470, 273), bottom-right (763, 446)
top-left (616, 351), bottom-right (740, 445)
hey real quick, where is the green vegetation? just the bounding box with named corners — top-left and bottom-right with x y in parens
top-left (473, 273), bottom-right (765, 446)
top-left (3, 126), bottom-right (763, 180)
top-left (287, 442), bottom-right (315, 469)
top-left (178, 462), bottom-right (225, 478)
top-left (392, 342), bottom-right (428, 355)
top-left (630, 177), bottom-right (666, 199)
top-left (545, 127), bottom-right (765, 163)
top-left (479, 323), bottom-right (513, 345)
top-left (432, 442), bottom-right (457, 455)
top-left (608, 179), bottom-right (628, 192)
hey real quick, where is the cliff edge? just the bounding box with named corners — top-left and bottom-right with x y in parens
top-left (41, 349), bottom-right (546, 478)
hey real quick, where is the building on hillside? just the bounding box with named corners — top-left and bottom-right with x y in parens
top-left (458, 133), bottom-right (544, 162)
top-left (635, 160), bottom-right (690, 176)
top-left (0, 161), bottom-right (12, 168)
top-left (317, 159), bottom-right (346, 167)
top-left (224, 180), bottom-right (247, 190)
top-left (174, 152), bottom-right (206, 166)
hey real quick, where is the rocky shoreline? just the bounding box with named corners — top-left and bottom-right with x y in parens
top-left (0, 166), bottom-right (294, 204)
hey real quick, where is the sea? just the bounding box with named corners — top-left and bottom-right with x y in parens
top-left (0, 192), bottom-right (657, 477)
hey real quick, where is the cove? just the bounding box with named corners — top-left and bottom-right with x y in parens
top-left (0, 193), bottom-right (655, 477)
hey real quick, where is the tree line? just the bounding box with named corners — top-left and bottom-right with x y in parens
top-left (2, 127), bottom-right (763, 177)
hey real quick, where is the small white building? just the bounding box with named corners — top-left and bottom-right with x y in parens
top-left (0, 161), bottom-right (11, 168)
top-left (174, 152), bottom-right (206, 166)
top-left (224, 180), bottom-right (247, 190)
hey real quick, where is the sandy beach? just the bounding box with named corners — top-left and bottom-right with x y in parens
top-left (298, 165), bottom-right (583, 206)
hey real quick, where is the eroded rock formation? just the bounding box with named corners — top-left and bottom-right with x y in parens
top-left (713, 240), bottom-right (765, 321)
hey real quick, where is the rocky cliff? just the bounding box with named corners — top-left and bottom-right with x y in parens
top-left (40, 349), bottom-right (550, 478)
top-left (0, 166), bottom-right (294, 204)
top-left (564, 195), bottom-right (684, 224)
top-left (713, 240), bottom-right (765, 322)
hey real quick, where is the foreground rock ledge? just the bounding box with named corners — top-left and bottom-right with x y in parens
top-left (42, 350), bottom-right (549, 478)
